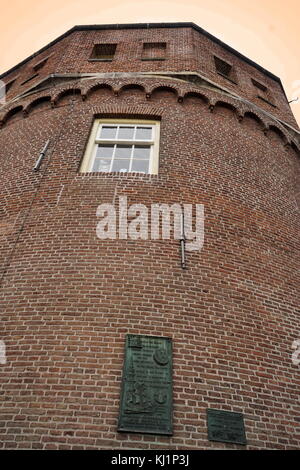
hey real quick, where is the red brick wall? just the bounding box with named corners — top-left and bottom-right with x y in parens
top-left (1, 26), bottom-right (298, 128)
top-left (0, 26), bottom-right (300, 450)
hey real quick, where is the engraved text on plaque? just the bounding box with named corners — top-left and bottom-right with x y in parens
top-left (118, 334), bottom-right (173, 435)
top-left (207, 408), bottom-right (247, 445)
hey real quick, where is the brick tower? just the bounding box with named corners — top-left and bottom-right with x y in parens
top-left (0, 23), bottom-right (299, 450)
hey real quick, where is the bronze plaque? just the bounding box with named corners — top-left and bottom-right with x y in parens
top-left (207, 409), bottom-right (247, 445)
top-left (118, 334), bottom-right (173, 435)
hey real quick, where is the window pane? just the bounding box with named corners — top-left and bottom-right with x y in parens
top-left (118, 126), bottom-right (135, 140)
top-left (96, 144), bottom-right (114, 158)
top-left (112, 159), bottom-right (130, 172)
top-left (100, 126), bottom-right (117, 139)
top-left (133, 145), bottom-right (150, 159)
top-left (131, 159), bottom-right (149, 173)
top-left (136, 126), bottom-right (152, 140)
top-left (92, 159), bottom-right (111, 172)
top-left (115, 145), bottom-right (132, 158)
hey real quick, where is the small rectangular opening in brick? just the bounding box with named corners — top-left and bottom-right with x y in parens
top-left (4, 79), bottom-right (16, 93)
top-left (90, 44), bottom-right (117, 61)
top-left (251, 79), bottom-right (268, 93)
top-left (33, 58), bottom-right (49, 72)
top-left (142, 42), bottom-right (167, 60)
top-left (214, 56), bottom-right (233, 77)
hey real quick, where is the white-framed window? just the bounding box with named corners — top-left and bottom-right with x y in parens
top-left (80, 119), bottom-right (160, 174)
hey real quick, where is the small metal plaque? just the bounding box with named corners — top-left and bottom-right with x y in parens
top-left (207, 409), bottom-right (247, 445)
top-left (118, 334), bottom-right (173, 435)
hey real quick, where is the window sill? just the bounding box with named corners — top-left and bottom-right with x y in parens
top-left (77, 171), bottom-right (158, 178)
top-left (20, 73), bottom-right (39, 86)
top-left (257, 95), bottom-right (276, 108)
top-left (141, 57), bottom-right (166, 61)
top-left (88, 59), bottom-right (113, 62)
top-left (216, 72), bottom-right (237, 85)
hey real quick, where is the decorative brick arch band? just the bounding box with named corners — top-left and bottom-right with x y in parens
top-left (0, 78), bottom-right (299, 154)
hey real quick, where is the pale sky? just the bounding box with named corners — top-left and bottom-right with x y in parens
top-left (0, 0), bottom-right (299, 125)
